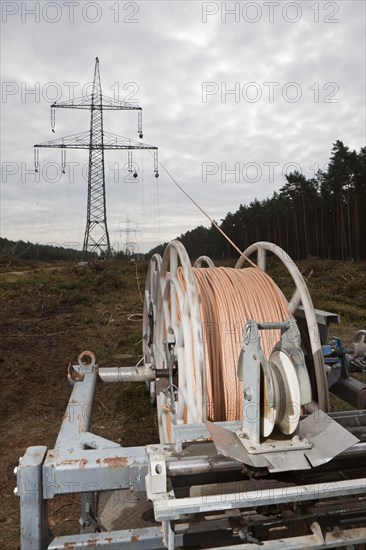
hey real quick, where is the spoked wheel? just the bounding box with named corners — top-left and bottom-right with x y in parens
top-left (155, 241), bottom-right (207, 444)
top-left (143, 254), bottom-right (162, 406)
top-left (235, 241), bottom-right (328, 411)
top-left (193, 256), bottom-right (215, 268)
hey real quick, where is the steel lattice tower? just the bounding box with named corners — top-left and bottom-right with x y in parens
top-left (34, 57), bottom-right (159, 258)
top-left (84, 59), bottom-right (110, 255)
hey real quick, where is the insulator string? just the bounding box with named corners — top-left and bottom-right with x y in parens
top-left (127, 150), bottom-right (132, 173)
top-left (51, 107), bottom-right (55, 132)
top-left (154, 150), bottom-right (159, 178)
top-left (138, 110), bottom-right (143, 138)
top-left (34, 148), bottom-right (39, 173)
top-left (61, 148), bottom-right (66, 174)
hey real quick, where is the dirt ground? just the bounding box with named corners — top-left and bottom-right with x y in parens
top-left (0, 257), bottom-right (365, 549)
top-left (0, 259), bottom-right (159, 548)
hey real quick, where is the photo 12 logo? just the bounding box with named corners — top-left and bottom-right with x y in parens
top-left (202, 2), bottom-right (340, 24)
top-left (1, 80), bottom-right (139, 104)
top-left (1, 1), bottom-right (140, 24)
top-left (202, 161), bottom-right (328, 183)
top-left (1, 160), bottom-right (142, 184)
top-left (202, 82), bottom-right (339, 104)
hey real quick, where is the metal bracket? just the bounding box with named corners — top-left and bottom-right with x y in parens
top-left (145, 445), bottom-right (168, 500)
top-left (207, 410), bottom-right (360, 473)
top-left (206, 321), bottom-right (361, 472)
top-left (238, 319), bottom-right (307, 446)
top-left (237, 320), bottom-right (277, 445)
top-left (237, 433), bottom-right (312, 455)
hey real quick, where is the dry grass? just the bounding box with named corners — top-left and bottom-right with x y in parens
top-left (0, 256), bottom-right (365, 548)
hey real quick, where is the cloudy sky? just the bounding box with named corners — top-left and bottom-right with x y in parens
top-left (1, 0), bottom-right (365, 254)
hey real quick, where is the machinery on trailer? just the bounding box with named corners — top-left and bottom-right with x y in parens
top-left (16, 241), bottom-right (366, 549)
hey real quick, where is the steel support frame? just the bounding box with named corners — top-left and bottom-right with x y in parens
top-left (18, 437), bottom-right (366, 549)
top-left (151, 477), bottom-right (366, 521)
top-left (45, 525), bottom-right (366, 550)
top-left (17, 363), bottom-right (366, 549)
top-left (16, 362), bottom-right (160, 550)
top-left (47, 527), bottom-right (164, 549)
top-left (207, 525), bottom-right (366, 550)
top-left (43, 445), bottom-right (148, 498)
top-left (17, 446), bottom-right (49, 550)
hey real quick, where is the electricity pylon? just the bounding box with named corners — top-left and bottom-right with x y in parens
top-left (117, 218), bottom-right (141, 256)
top-left (34, 57), bottom-right (159, 258)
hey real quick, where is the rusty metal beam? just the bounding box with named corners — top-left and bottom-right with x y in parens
top-left (43, 446), bottom-right (148, 498)
top-left (48, 526), bottom-right (164, 549)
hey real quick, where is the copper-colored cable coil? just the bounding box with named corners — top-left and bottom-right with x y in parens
top-left (175, 266), bottom-right (291, 422)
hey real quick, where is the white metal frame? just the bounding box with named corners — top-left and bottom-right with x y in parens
top-left (155, 241), bottom-right (207, 443)
top-left (235, 241), bottom-right (329, 411)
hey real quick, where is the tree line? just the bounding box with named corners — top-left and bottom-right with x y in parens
top-left (0, 238), bottom-right (97, 262)
top-left (0, 238), bottom-right (141, 262)
top-left (149, 141), bottom-right (366, 261)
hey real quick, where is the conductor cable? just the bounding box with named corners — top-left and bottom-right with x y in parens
top-left (157, 160), bottom-right (258, 269)
top-left (175, 265), bottom-right (291, 423)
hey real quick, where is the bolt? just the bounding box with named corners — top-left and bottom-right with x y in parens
top-left (14, 487), bottom-right (18, 496)
top-left (136, 475), bottom-right (142, 482)
top-left (270, 444), bottom-right (276, 448)
top-left (239, 433), bottom-right (245, 438)
top-left (250, 446), bottom-right (256, 451)
top-left (253, 354), bottom-right (257, 360)
top-left (244, 387), bottom-right (253, 401)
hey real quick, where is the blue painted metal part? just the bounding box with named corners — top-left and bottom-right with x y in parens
top-left (322, 337), bottom-right (348, 374)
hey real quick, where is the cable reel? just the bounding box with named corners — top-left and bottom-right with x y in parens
top-left (145, 241), bottom-right (324, 446)
top-left (154, 241), bottom-right (206, 443)
top-left (235, 241), bottom-right (328, 412)
top-left (193, 256), bottom-right (215, 268)
top-left (143, 253), bottom-right (162, 405)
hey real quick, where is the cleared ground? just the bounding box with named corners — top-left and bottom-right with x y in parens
top-left (0, 257), bottom-right (365, 548)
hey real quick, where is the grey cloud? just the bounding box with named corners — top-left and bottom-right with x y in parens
top-left (1, 0), bottom-right (365, 253)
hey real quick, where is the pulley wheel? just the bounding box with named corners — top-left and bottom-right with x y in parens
top-left (269, 350), bottom-right (301, 435)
